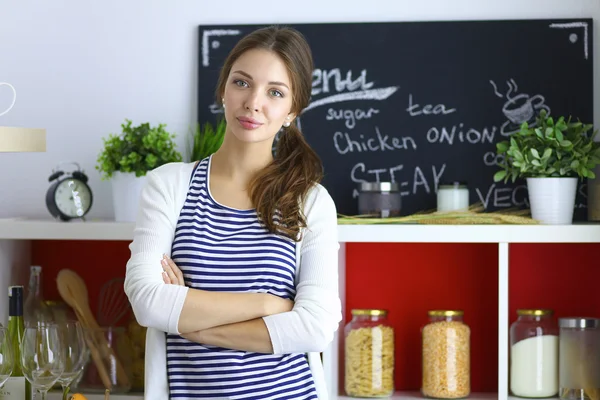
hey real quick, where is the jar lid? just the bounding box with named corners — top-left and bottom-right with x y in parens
top-left (517, 309), bottom-right (553, 316)
top-left (428, 310), bottom-right (464, 317)
top-left (352, 309), bottom-right (388, 316)
top-left (559, 317), bottom-right (600, 329)
top-left (359, 182), bottom-right (399, 192)
top-left (439, 181), bottom-right (468, 188)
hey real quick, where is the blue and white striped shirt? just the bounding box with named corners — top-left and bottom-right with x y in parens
top-left (166, 156), bottom-right (318, 399)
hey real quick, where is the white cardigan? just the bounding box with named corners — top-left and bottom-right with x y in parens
top-left (124, 162), bottom-right (342, 400)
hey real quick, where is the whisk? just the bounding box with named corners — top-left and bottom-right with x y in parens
top-left (97, 278), bottom-right (130, 326)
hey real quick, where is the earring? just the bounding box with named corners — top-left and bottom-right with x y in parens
top-left (283, 121), bottom-right (291, 127)
top-left (222, 98), bottom-right (225, 109)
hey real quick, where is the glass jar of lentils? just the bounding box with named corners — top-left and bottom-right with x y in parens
top-left (422, 310), bottom-right (471, 399)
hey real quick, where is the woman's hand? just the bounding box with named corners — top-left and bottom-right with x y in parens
top-left (162, 254), bottom-right (185, 286)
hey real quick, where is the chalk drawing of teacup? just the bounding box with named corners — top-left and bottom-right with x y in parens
top-left (502, 93), bottom-right (549, 124)
top-left (0, 82), bottom-right (17, 117)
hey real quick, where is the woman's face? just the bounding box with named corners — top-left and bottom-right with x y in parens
top-left (222, 48), bottom-right (295, 145)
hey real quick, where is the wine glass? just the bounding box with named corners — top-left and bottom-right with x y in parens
top-left (0, 327), bottom-right (14, 388)
top-left (56, 322), bottom-right (87, 400)
top-left (20, 323), bottom-right (64, 400)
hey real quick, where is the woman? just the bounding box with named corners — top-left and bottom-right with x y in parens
top-left (124, 26), bottom-right (341, 400)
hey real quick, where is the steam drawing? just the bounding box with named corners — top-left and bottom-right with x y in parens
top-left (490, 79), bottom-right (551, 136)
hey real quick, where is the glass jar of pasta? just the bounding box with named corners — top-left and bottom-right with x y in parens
top-left (422, 310), bottom-right (470, 399)
top-left (344, 309), bottom-right (395, 398)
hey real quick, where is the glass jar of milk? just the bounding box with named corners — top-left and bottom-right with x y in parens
top-left (510, 309), bottom-right (559, 398)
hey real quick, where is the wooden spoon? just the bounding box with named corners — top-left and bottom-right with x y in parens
top-left (57, 269), bottom-right (130, 388)
top-left (56, 269), bottom-right (95, 327)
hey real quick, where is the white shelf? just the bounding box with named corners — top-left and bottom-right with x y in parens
top-left (338, 391), bottom-right (497, 399)
top-left (46, 390), bottom-right (500, 400)
top-left (2, 219), bottom-right (593, 400)
top-left (337, 223), bottom-right (600, 243)
top-left (47, 392), bottom-right (143, 400)
top-left (508, 397), bottom-right (559, 400)
top-left (1, 218), bottom-right (600, 243)
top-left (0, 218), bottom-right (135, 240)
top-left (39, 388), bottom-right (565, 399)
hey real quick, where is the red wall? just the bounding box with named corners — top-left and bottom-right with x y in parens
top-left (31, 240), bottom-right (600, 395)
top-left (31, 240), bottom-right (132, 326)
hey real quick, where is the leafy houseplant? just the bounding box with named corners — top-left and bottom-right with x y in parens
top-left (96, 119), bottom-right (182, 180)
top-left (96, 119), bottom-right (182, 222)
top-left (188, 118), bottom-right (226, 161)
top-left (493, 110), bottom-right (600, 224)
top-left (494, 110), bottom-right (600, 183)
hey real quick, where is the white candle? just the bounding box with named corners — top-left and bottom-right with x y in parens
top-left (437, 182), bottom-right (469, 212)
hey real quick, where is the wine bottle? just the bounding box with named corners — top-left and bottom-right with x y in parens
top-left (24, 266), bottom-right (52, 327)
top-left (0, 286), bottom-right (32, 400)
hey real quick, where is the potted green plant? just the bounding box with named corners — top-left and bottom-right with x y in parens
top-left (96, 119), bottom-right (182, 221)
top-left (494, 109), bottom-right (600, 224)
top-left (187, 118), bottom-right (226, 161)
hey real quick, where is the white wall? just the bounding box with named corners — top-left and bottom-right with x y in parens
top-left (2, 0), bottom-right (599, 219)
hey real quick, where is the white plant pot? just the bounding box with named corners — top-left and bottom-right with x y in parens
top-left (526, 177), bottom-right (578, 225)
top-left (111, 171), bottom-right (147, 222)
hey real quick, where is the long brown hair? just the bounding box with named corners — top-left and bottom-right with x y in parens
top-left (215, 26), bottom-right (323, 240)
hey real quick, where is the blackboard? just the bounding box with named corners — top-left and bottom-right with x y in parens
top-left (197, 19), bottom-right (593, 219)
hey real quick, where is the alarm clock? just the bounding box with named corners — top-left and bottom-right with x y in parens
top-left (46, 162), bottom-right (93, 221)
